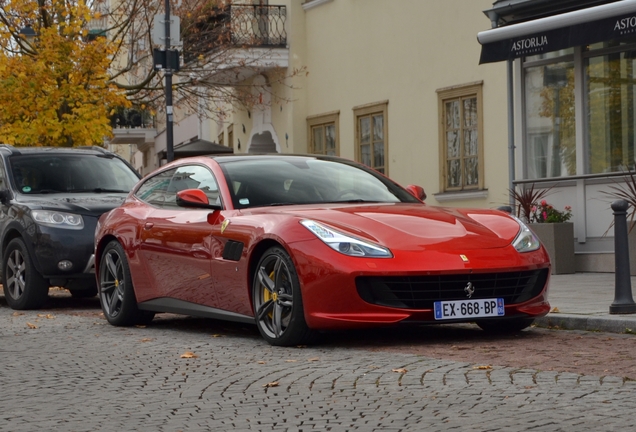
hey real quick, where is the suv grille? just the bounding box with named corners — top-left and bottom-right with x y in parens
top-left (356, 269), bottom-right (549, 310)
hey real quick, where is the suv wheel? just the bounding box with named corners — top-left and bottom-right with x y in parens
top-left (3, 238), bottom-right (49, 310)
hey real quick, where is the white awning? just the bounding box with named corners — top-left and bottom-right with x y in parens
top-left (477, 0), bottom-right (636, 63)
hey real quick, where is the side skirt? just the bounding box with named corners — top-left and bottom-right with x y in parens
top-left (138, 298), bottom-right (255, 325)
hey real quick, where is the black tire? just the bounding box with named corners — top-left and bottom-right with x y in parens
top-left (252, 246), bottom-right (315, 346)
top-left (99, 240), bottom-right (152, 326)
top-left (476, 317), bottom-right (535, 333)
top-left (2, 238), bottom-right (49, 310)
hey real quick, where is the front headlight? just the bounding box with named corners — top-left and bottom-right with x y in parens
top-left (32, 210), bottom-right (84, 230)
top-left (300, 219), bottom-right (392, 258)
top-left (511, 215), bottom-right (541, 252)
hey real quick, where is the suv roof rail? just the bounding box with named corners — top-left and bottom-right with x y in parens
top-left (76, 145), bottom-right (111, 154)
top-left (0, 144), bottom-right (20, 155)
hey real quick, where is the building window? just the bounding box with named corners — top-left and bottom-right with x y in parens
top-left (354, 102), bottom-right (388, 174)
top-left (437, 83), bottom-right (483, 191)
top-left (228, 124), bottom-right (234, 148)
top-left (307, 111), bottom-right (339, 156)
top-left (218, 131), bottom-right (224, 146)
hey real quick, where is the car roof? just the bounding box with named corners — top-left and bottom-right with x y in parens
top-left (206, 153), bottom-right (347, 164)
top-left (0, 145), bottom-right (114, 157)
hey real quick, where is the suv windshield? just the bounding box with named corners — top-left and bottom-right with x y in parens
top-left (9, 154), bottom-right (139, 194)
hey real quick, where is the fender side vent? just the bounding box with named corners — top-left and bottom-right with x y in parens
top-left (222, 240), bottom-right (244, 261)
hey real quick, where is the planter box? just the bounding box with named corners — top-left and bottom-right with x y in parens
top-left (529, 223), bottom-right (575, 275)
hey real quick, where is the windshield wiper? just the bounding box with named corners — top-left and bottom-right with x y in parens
top-left (72, 188), bottom-right (128, 193)
top-left (328, 199), bottom-right (379, 204)
top-left (269, 202), bottom-right (297, 206)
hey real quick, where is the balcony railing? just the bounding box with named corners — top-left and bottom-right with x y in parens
top-left (110, 107), bottom-right (154, 129)
top-left (183, 4), bottom-right (287, 64)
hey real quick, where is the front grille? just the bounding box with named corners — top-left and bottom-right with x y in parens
top-left (356, 269), bottom-right (549, 310)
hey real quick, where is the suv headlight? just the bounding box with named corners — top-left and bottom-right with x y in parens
top-left (511, 215), bottom-right (541, 252)
top-left (32, 210), bottom-right (84, 230)
top-left (300, 219), bottom-right (392, 258)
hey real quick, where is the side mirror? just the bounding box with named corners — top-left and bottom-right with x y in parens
top-left (176, 188), bottom-right (222, 210)
top-left (406, 185), bottom-right (426, 201)
top-left (0, 189), bottom-right (10, 205)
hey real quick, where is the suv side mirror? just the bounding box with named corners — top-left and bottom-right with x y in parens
top-left (0, 189), bottom-right (11, 205)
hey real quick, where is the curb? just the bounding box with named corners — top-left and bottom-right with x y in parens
top-left (535, 313), bottom-right (636, 335)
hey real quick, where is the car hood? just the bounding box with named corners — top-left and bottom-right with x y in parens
top-left (256, 203), bottom-right (521, 250)
top-left (17, 193), bottom-right (128, 217)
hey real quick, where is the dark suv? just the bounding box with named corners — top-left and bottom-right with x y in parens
top-left (0, 145), bottom-right (141, 309)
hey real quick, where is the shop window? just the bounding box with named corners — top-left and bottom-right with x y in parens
top-left (524, 61), bottom-right (576, 179)
top-left (586, 48), bottom-right (636, 173)
top-left (307, 111), bottom-right (339, 156)
top-left (437, 84), bottom-right (483, 191)
top-left (354, 102), bottom-right (387, 174)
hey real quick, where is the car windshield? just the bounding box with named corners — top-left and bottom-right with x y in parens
top-left (220, 157), bottom-right (420, 209)
top-left (9, 154), bottom-right (140, 194)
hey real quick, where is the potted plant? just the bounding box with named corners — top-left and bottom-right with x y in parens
top-left (512, 184), bottom-right (575, 274)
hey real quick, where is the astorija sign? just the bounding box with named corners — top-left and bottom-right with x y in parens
top-left (478, 10), bottom-right (636, 64)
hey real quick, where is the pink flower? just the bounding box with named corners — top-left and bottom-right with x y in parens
top-left (543, 211), bottom-right (548, 220)
top-left (531, 205), bottom-right (537, 212)
top-left (565, 205), bottom-right (572, 211)
top-left (541, 200), bottom-right (547, 206)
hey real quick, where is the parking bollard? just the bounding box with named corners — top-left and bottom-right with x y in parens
top-left (610, 200), bottom-right (636, 314)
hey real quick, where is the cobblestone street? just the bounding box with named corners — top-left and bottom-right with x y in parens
top-left (2, 293), bottom-right (636, 431)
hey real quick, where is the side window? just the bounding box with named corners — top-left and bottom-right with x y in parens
top-left (164, 165), bottom-right (221, 209)
top-left (135, 168), bottom-right (176, 207)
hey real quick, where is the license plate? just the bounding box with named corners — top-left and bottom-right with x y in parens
top-left (434, 298), bottom-right (504, 320)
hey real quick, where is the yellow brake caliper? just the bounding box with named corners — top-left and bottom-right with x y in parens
top-left (263, 270), bottom-right (276, 317)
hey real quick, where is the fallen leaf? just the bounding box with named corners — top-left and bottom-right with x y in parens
top-left (392, 368), bottom-right (408, 373)
top-left (140, 338), bottom-right (153, 342)
top-left (180, 351), bottom-right (199, 359)
top-left (263, 381), bottom-right (279, 388)
top-left (473, 365), bottom-right (492, 370)
top-left (134, 325), bottom-right (147, 329)
top-left (26, 322), bottom-right (38, 329)
top-left (257, 361), bottom-right (266, 364)
top-left (551, 307), bottom-right (560, 313)
top-left (285, 360), bottom-right (297, 363)
top-left (307, 357), bottom-right (320, 362)
top-left (37, 314), bottom-right (55, 319)
top-left (211, 334), bottom-right (223, 338)
top-left (12, 312), bottom-right (24, 316)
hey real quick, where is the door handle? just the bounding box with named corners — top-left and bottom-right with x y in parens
top-left (144, 222), bottom-right (154, 230)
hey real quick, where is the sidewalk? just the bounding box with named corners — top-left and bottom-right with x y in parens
top-left (534, 272), bottom-right (636, 334)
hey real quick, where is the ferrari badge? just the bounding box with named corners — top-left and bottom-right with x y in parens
top-left (460, 254), bottom-right (469, 262)
top-left (221, 219), bottom-right (230, 234)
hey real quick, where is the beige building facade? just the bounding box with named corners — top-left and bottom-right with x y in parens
top-left (110, 0), bottom-right (636, 273)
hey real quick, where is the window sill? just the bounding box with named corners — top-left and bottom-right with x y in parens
top-left (433, 190), bottom-right (489, 202)
top-left (303, 0), bottom-right (334, 11)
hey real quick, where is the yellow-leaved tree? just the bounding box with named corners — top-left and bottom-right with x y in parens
top-left (0, 0), bottom-right (130, 146)
top-left (1, 0), bottom-right (304, 148)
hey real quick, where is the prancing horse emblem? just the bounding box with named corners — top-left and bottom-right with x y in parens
top-left (464, 282), bottom-right (475, 298)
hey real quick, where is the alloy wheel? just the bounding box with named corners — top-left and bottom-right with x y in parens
top-left (254, 254), bottom-right (294, 339)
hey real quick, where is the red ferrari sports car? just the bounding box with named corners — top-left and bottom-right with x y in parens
top-left (94, 154), bottom-right (551, 346)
